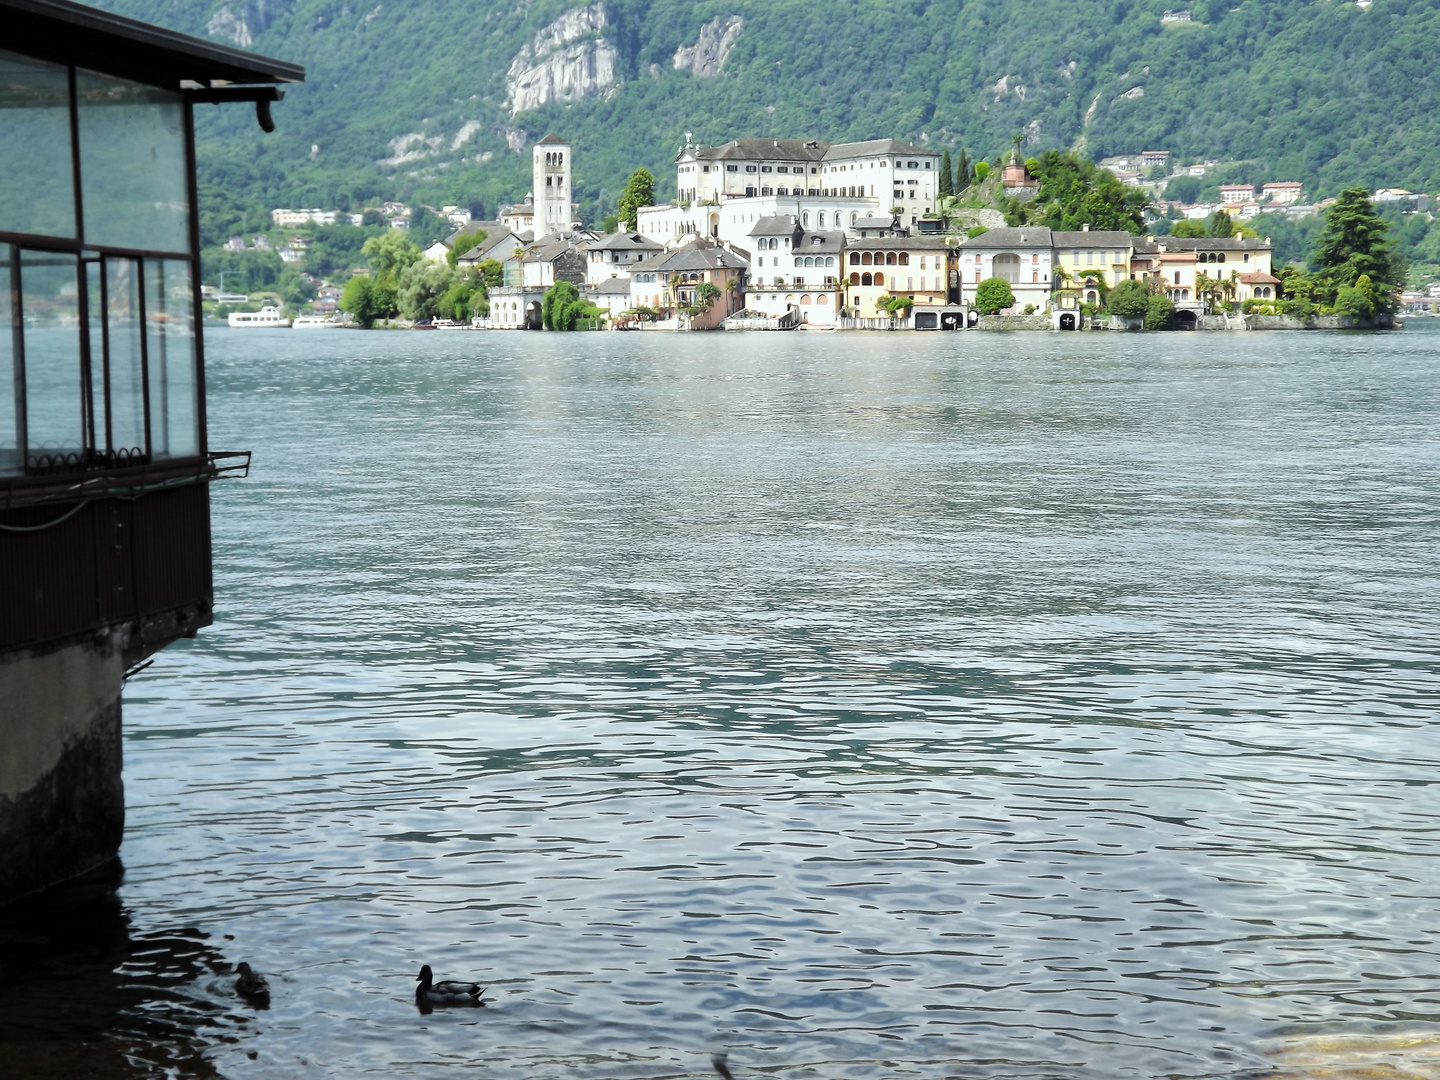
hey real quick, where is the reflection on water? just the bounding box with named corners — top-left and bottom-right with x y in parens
top-left (12, 327), bottom-right (1440, 1078)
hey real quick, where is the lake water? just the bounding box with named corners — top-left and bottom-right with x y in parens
top-left (4, 326), bottom-right (1440, 1079)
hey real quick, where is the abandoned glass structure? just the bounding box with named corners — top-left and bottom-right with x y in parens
top-left (0, 0), bottom-right (302, 905)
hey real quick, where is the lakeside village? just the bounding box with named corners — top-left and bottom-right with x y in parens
top-left (219, 134), bottom-right (1434, 332)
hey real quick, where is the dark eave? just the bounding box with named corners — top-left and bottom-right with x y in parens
top-left (1, 0), bottom-right (304, 88)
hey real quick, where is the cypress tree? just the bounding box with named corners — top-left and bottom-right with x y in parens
top-left (939, 150), bottom-right (954, 198)
top-left (957, 149), bottom-right (971, 191)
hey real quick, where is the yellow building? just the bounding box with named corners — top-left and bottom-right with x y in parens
top-left (1052, 229), bottom-right (1136, 304)
top-left (843, 237), bottom-right (954, 318)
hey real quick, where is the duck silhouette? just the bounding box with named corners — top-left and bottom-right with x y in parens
top-left (235, 962), bottom-right (270, 1002)
top-left (415, 964), bottom-right (485, 1008)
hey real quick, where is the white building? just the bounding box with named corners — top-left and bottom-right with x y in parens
top-left (586, 231), bottom-right (665, 285)
top-left (1261, 181), bottom-right (1304, 205)
top-left (532, 133), bottom-right (573, 239)
top-left (956, 227), bottom-right (1055, 312)
top-left (670, 135), bottom-right (942, 232)
top-left (744, 215), bottom-right (844, 326)
top-left (270, 208), bottom-right (338, 227)
top-left (1219, 184), bottom-right (1255, 204)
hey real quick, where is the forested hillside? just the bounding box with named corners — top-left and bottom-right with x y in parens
top-left (94, 0), bottom-right (1440, 243)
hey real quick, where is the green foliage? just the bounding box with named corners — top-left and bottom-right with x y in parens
top-left (542, 280), bottom-right (600, 329)
top-left (92, 0), bottom-right (1440, 244)
top-left (306, 224), bottom-right (386, 279)
top-left (956, 150), bottom-right (972, 190)
top-left (201, 248), bottom-right (285, 293)
top-left (1170, 219), bottom-right (1207, 238)
top-left (1207, 210), bottom-right (1236, 238)
top-left (966, 225), bottom-right (989, 239)
top-left (1313, 187), bottom-right (1405, 310)
top-left (362, 231), bottom-right (423, 291)
top-left (973, 276), bottom-right (1014, 315)
top-left (1144, 293), bottom-right (1175, 330)
top-left (877, 294), bottom-right (915, 317)
top-left (603, 213), bottom-right (620, 233)
top-left (1164, 176), bottom-right (1202, 205)
top-left (477, 259), bottom-right (504, 290)
top-left (939, 150), bottom-right (954, 199)
top-left (1107, 278), bottom-right (1150, 318)
top-left (447, 227), bottom-right (489, 268)
top-left (618, 168), bottom-right (656, 229)
top-left (693, 281), bottom-right (721, 309)
top-left (397, 260), bottom-right (456, 321)
top-left (974, 161), bottom-right (991, 184)
top-left (340, 275), bottom-right (386, 327)
top-left (1021, 151), bottom-right (1149, 233)
top-left (437, 267), bottom-right (488, 321)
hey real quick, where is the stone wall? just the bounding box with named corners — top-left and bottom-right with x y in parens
top-left (977, 313), bottom-right (1052, 330)
top-left (0, 636), bottom-right (125, 905)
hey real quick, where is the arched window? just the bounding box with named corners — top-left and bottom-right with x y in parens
top-left (849, 272), bottom-right (860, 285)
top-left (818, 212), bottom-right (827, 228)
top-left (826, 257), bottom-right (835, 267)
top-left (851, 212), bottom-right (858, 225)
top-left (861, 252), bottom-right (872, 265)
top-left (861, 273), bottom-right (872, 286)
top-left (993, 253), bottom-right (1021, 284)
top-left (1086, 289), bottom-right (1098, 305)
top-left (817, 294), bottom-right (829, 305)
top-left (874, 272), bottom-right (885, 286)
top-left (886, 253), bottom-right (896, 265)
top-left (800, 294), bottom-right (812, 305)
top-left (849, 252), bottom-right (860, 265)
top-left (1217, 253), bottom-right (1226, 263)
top-left (802, 211), bottom-right (810, 227)
top-left (898, 252), bottom-right (909, 266)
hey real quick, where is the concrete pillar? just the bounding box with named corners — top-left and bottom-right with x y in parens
top-left (0, 635), bottom-right (125, 905)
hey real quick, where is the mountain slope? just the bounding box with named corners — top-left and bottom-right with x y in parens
top-left (94, 0), bottom-right (1440, 240)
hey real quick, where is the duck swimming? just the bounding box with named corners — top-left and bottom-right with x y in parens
top-left (415, 964), bottom-right (485, 1007)
top-left (235, 962), bottom-right (270, 1001)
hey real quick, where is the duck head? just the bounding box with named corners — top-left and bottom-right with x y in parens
top-left (416, 964), bottom-right (433, 987)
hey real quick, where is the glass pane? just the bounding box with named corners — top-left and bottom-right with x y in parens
top-left (104, 257), bottom-right (145, 460)
top-left (146, 259), bottom-right (197, 458)
top-left (76, 70), bottom-right (188, 254)
top-left (0, 50), bottom-right (76, 239)
top-left (0, 246), bottom-right (18, 474)
top-left (21, 249), bottom-right (84, 468)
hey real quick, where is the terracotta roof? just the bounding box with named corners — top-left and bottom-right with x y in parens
top-left (1238, 271), bottom-right (1282, 284)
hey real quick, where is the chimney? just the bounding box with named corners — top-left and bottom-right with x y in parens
top-left (1082, 223), bottom-right (1090, 232)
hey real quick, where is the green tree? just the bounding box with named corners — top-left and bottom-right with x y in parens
top-left (617, 168), bottom-right (656, 230)
top-left (693, 281), bottom-right (721, 310)
top-left (1107, 278), bottom-right (1150, 318)
top-left (397, 261), bottom-right (455, 321)
top-left (541, 280), bottom-right (601, 330)
top-left (477, 259), bottom-right (504, 290)
top-left (362, 231), bottom-right (422, 288)
top-left (1026, 151), bottom-right (1150, 233)
top-left (1144, 293), bottom-right (1175, 329)
top-left (1313, 187), bottom-right (1404, 311)
top-left (446, 227), bottom-right (489, 268)
top-left (1164, 175), bottom-right (1202, 205)
top-left (603, 213), bottom-right (620, 233)
top-left (1207, 209), bottom-right (1236, 238)
top-left (974, 276), bottom-right (1014, 314)
top-left (1171, 219), bottom-right (1207, 238)
top-left (957, 150), bottom-right (971, 190)
top-left (974, 161), bottom-right (990, 183)
top-left (939, 150), bottom-right (954, 199)
top-left (340, 276), bottom-right (384, 328)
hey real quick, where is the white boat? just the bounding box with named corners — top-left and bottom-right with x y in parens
top-left (228, 306), bottom-right (292, 328)
top-left (292, 314), bottom-right (343, 328)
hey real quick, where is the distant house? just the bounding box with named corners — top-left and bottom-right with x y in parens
top-left (1374, 188), bottom-right (1429, 212)
top-left (844, 235), bottom-right (953, 319)
top-left (252, 234), bottom-right (271, 250)
top-left (499, 195), bottom-right (536, 234)
top-left (1141, 150), bottom-right (1171, 169)
top-left (279, 248), bottom-right (303, 263)
top-left (1219, 184), bottom-right (1255, 204)
top-left (1261, 181), bottom-right (1304, 205)
top-left (746, 215), bottom-right (843, 325)
top-left (224, 235), bottom-right (246, 251)
top-left (457, 223), bottom-right (523, 267)
top-left (586, 231), bottom-right (665, 284)
top-left (1160, 10), bottom-right (1192, 22)
top-left (1052, 229), bottom-right (1135, 305)
top-left (851, 214), bottom-right (907, 238)
top-left (628, 240), bottom-right (749, 329)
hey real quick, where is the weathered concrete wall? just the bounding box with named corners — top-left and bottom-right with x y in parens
top-left (978, 313), bottom-right (1052, 330)
top-left (0, 635), bottom-right (125, 905)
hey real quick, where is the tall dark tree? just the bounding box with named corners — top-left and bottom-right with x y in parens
top-left (957, 150), bottom-right (971, 191)
top-left (1207, 209), bottom-right (1236, 238)
top-left (617, 168), bottom-right (656, 232)
top-left (939, 150), bottom-right (954, 198)
top-left (1312, 187), bottom-right (1405, 308)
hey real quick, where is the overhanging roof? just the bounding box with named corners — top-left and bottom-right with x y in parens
top-left (2, 0), bottom-right (304, 88)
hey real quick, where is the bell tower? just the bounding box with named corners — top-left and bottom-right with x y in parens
top-left (532, 133), bottom-right (572, 238)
